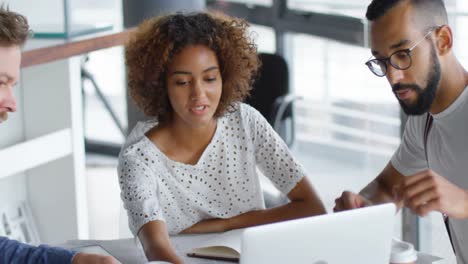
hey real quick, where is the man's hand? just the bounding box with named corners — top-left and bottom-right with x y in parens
top-left (180, 218), bottom-right (231, 234)
top-left (399, 169), bottom-right (468, 219)
top-left (72, 253), bottom-right (119, 264)
top-left (333, 191), bottom-right (373, 212)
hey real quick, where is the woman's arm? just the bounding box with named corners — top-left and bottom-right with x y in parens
top-left (119, 151), bottom-right (181, 261)
top-left (228, 176), bottom-right (326, 229)
top-left (138, 220), bottom-right (184, 264)
top-left (182, 176), bottom-right (326, 233)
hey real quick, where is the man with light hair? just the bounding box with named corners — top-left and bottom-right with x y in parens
top-left (0, 5), bottom-right (118, 264)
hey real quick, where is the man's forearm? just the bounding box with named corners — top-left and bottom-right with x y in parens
top-left (0, 236), bottom-right (75, 264)
top-left (359, 179), bottom-right (402, 208)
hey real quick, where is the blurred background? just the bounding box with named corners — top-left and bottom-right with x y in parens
top-left (2, 1), bottom-right (467, 263)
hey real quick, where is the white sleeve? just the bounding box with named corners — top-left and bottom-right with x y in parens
top-left (243, 104), bottom-right (305, 194)
top-left (391, 116), bottom-right (428, 176)
top-left (118, 150), bottom-right (165, 236)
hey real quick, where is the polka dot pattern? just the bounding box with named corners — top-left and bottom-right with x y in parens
top-left (118, 103), bottom-right (305, 235)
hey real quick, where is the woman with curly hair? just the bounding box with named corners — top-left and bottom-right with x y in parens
top-left (119, 11), bottom-right (326, 263)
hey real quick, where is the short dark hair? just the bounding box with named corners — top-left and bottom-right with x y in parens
top-left (366, 0), bottom-right (448, 27)
top-left (0, 5), bottom-right (30, 46)
top-left (126, 12), bottom-right (259, 123)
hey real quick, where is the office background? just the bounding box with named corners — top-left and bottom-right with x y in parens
top-left (1, 1), bottom-right (467, 263)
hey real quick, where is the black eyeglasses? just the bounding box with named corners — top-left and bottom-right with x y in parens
top-left (365, 26), bottom-right (441, 77)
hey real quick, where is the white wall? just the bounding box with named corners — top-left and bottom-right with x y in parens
top-left (3, 0), bottom-right (65, 32)
top-left (0, 70), bottom-right (29, 222)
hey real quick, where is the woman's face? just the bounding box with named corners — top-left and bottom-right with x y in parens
top-left (166, 44), bottom-right (222, 129)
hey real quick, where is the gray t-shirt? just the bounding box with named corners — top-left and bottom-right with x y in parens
top-left (392, 86), bottom-right (468, 264)
top-left (118, 103), bottom-right (305, 235)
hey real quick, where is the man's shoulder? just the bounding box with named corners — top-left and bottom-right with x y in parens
top-left (404, 114), bottom-right (430, 135)
top-left (0, 236), bottom-right (9, 246)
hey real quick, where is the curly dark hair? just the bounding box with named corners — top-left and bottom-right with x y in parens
top-left (0, 5), bottom-right (30, 46)
top-left (125, 11), bottom-right (260, 123)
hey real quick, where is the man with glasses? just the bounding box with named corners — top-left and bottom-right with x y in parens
top-left (0, 5), bottom-right (118, 264)
top-left (334, 0), bottom-right (468, 262)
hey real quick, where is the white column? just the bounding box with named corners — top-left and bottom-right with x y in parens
top-left (21, 57), bottom-right (88, 243)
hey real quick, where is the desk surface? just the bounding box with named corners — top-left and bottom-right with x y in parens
top-left (61, 233), bottom-right (228, 264)
top-left (59, 235), bottom-right (441, 264)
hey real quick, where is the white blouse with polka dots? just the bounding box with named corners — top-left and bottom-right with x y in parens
top-left (118, 103), bottom-right (306, 235)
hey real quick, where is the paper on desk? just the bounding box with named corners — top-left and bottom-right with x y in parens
top-left (57, 234), bottom-right (229, 264)
top-left (190, 229), bottom-right (243, 253)
top-left (416, 252), bottom-right (443, 264)
top-left (58, 238), bottom-right (148, 264)
top-left (171, 233), bottom-right (235, 264)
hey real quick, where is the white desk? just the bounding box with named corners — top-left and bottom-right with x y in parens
top-left (59, 234), bottom-right (441, 264)
top-left (60, 234), bottom-right (228, 264)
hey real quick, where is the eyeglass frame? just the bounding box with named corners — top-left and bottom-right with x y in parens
top-left (365, 26), bottom-right (443, 77)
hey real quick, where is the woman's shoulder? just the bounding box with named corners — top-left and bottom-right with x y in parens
top-left (121, 120), bottom-right (157, 152)
top-left (119, 138), bottom-right (150, 161)
top-left (219, 103), bottom-right (269, 134)
top-left (223, 102), bottom-right (262, 120)
top-left (119, 128), bottom-right (158, 165)
top-left (238, 102), bottom-right (258, 114)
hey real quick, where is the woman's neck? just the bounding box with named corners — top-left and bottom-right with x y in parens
top-left (146, 118), bottom-right (218, 165)
top-left (167, 118), bottom-right (218, 151)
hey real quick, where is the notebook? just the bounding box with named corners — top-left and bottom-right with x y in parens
top-left (187, 203), bottom-right (396, 263)
top-left (186, 229), bottom-right (242, 262)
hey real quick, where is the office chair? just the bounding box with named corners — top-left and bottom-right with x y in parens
top-left (247, 53), bottom-right (302, 208)
top-left (246, 53), bottom-right (301, 148)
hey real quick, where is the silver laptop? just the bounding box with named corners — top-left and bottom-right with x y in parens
top-left (240, 203), bottom-right (396, 264)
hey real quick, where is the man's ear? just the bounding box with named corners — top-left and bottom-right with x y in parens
top-left (435, 25), bottom-right (453, 56)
